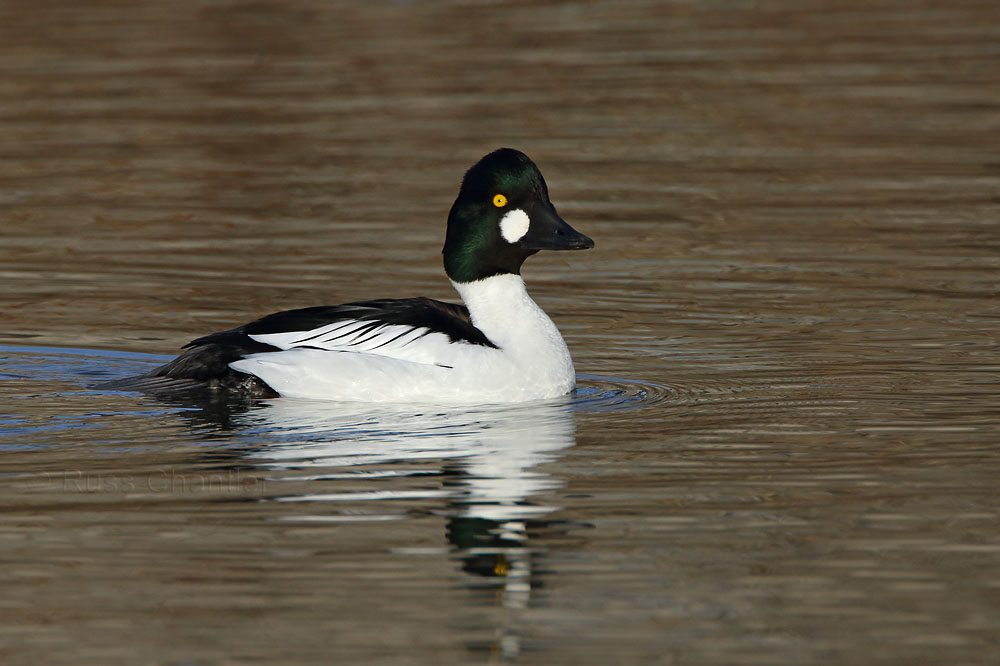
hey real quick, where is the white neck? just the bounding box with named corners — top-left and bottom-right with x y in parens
top-left (451, 274), bottom-right (571, 360)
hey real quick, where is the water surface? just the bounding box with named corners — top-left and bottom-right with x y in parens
top-left (2, 1), bottom-right (999, 664)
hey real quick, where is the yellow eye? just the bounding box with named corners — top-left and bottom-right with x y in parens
top-left (492, 194), bottom-right (507, 208)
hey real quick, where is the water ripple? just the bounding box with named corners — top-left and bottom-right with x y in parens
top-left (572, 374), bottom-right (673, 411)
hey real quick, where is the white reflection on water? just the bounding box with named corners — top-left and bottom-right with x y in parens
top-left (236, 396), bottom-right (576, 513)
top-left (234, 397), bottom-right (578, 659)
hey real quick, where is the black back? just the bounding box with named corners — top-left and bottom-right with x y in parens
top-left (101, 297), bottom-right (496, 395)
top-left (187, 297), bottom-right (495, 349)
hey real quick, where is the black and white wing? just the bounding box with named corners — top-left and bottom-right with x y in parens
top-left (103, 298), bottom-right (496, 393)
top-left (194, 297), bottom-right (495, 359)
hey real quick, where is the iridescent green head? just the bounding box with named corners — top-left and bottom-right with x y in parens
top-left (443, 148), bottom-right (594, 284)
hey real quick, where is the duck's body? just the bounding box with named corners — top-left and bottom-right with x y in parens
top-left (111, 149), bottom-right (593, 404)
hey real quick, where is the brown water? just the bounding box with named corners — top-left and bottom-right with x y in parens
top-left (2, 1), bottom-right (999, 664)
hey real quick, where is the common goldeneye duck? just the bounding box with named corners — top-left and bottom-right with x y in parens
top-left (109, 148), bottom-right (594, 403)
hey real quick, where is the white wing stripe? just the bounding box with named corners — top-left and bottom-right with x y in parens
top-left (250, 320), bottom-right (435, 354)
top-left (286, 320), bottom-right (361, 345)
top-left (371, 326), bottom-right (423, 349)
top-left (311, 326), bottom-right (366, 346)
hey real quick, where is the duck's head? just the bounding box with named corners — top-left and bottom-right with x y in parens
top-left (443, 148), bottom-right (594, 284)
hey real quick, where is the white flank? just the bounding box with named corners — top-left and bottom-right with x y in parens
top-left (499, 209), bottom-right (530, 243)
top-left (229, 274), bottom-right (576, 403)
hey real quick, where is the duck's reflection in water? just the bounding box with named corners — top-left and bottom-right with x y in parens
top-left (233, 396), bottom-right (579, 661)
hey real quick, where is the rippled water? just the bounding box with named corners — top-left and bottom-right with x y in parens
top-left (3, 1), bottom-right (1000, 664)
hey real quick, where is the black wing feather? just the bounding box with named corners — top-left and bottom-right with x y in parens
top-left (186, 297), bottom-right (497, 349)
top-left (99, 297), bottom-right (495, 394)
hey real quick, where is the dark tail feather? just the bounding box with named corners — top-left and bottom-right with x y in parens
top-left (95, 375), bottom-right (206, 393)
top-left (94, 343), bottom-right (280, 398)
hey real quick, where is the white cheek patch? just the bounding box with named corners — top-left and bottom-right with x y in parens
top-left (499, 208), bottom-right (530, 243)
